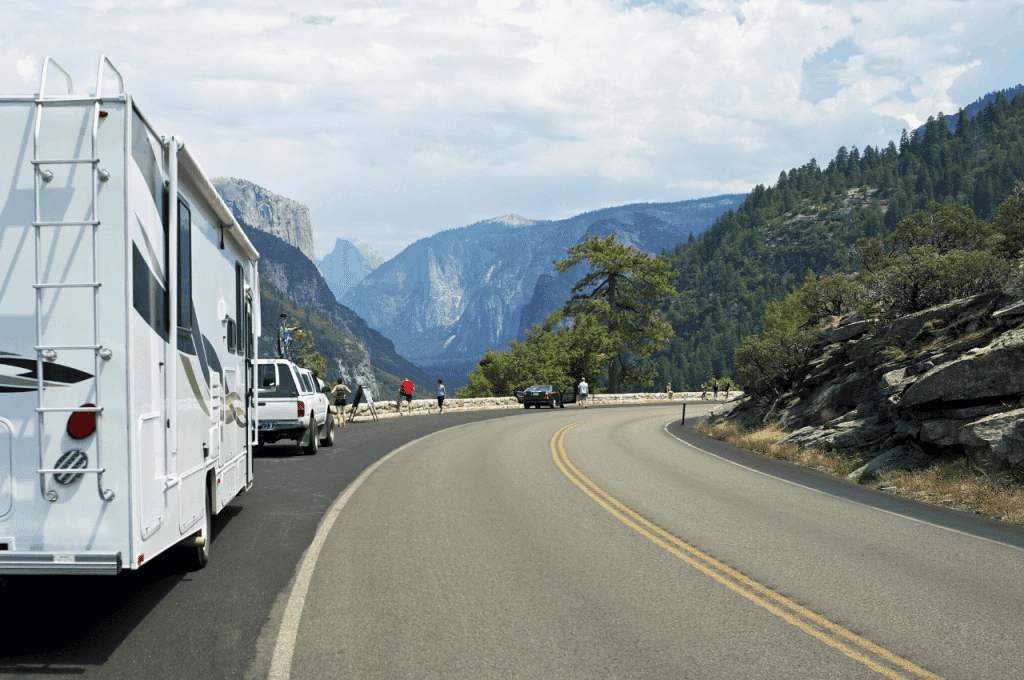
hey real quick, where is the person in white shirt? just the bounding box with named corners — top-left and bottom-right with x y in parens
top-left (578, 378), bottom-right (589, 408)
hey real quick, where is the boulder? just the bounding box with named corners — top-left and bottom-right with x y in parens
top-left (901, 329), bottom-right (1024, 408)
top-left (880, 291), bottom-right (1003, 346)
top-left (827, 320), bottom-right (870, 344)
top-left (958, 409), bottom-right (1024, 470)
top-left (845, 445), bottom-right (932, 483)
top-left (918, 419), bottom-right (965, 447)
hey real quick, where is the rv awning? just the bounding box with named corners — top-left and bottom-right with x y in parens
top-left (176, 142), bottom-right (259, 263)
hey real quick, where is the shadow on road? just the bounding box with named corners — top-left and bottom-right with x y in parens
top-left (0, 507), bottom-right (242, 674)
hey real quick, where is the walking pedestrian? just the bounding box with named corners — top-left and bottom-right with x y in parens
top-left (399, 378), bottom-right (415, 415)
top-left (713, 379), bottom-right (719, 400)
top-left (330, 378), bottom-right (351, 427)
top-left (436, 379), bottom-right (446, 414)
top-left (578, 377), bottom-right (589, 408)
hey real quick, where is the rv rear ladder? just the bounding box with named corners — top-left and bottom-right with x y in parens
top-left (31, 56), bottom-right (123, 503)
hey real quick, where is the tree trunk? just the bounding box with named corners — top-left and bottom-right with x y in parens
top-left (609, 355), bottom-right (619, 394)
top-left (607, 275), bottom-right (618, 393)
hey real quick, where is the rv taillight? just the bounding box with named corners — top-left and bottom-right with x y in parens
top-left (67, 404), bottom-right (97, 439)
top-left (99, 110), bottom-right (108, 118)
top-left (297, 401), bottom-right (305, 418)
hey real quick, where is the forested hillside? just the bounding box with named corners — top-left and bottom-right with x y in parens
top-left (650, 88), bottom-right (1024, 390)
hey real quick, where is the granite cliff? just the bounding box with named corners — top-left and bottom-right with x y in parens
top-left (211, 178), bottom-right (432, 398)
top-left (317, 238), bottom-right (384, 303)
top-left (213, 178), bottom-right (317, 264)
top-left (240, 223), bottom-right (433, 397)
top-left (342, 197), bottom-right (746, 385)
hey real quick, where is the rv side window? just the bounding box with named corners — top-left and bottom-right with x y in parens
top-left (178, 200), bottom-right (192, 330)
top-left (236, 263), bottom-right (244, 354)
top-left (245, 308), bottom-right (254, 359)
top-left (227, 319), bottom-right (236, 352)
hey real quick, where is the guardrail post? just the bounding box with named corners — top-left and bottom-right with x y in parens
top-left (681, 394), bottom-right (687, 425)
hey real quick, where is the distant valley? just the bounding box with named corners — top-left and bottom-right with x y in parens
top-left (340, 197), bottom-right (746, 387)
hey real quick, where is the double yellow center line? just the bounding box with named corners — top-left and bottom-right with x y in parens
top-left (550, 420), bottom-right (942, 680)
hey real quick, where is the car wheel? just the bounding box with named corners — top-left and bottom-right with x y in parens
top-left (523, 403), bottom-right (529, 409)
top-left (305, 422), bottom-right (318, 455)
top-left (319, 417), bottom-right (335, 447)
top-left (550, 398), bottom-right (556, 409)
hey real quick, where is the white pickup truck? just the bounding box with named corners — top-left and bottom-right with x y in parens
top-left (256, 359), bottom-right (334, 454)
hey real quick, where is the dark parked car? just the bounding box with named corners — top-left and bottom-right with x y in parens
top-left (517, 385), bottom-right (577, 409)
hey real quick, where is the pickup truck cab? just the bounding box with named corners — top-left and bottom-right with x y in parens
top-left (256, 359), bottom-right (334, 454)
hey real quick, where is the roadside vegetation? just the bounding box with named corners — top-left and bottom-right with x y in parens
top-left (462, 233), bottom-right (676, 397)
top-left (649, 88), bottom-right (1024, 390)
top-left (695, 420), bottom-right (1024, 525)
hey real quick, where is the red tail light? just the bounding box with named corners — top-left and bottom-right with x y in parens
top-left (297, 401), bottom-right (305, 418)
top-left (67, 404), bottom-right (97, 439)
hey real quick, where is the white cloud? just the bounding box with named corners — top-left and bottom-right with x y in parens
top-left (1, 0), bottom-right (1020, 259)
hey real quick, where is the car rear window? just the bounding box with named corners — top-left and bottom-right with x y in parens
top-left (258, 363), bottom-right (299, 398)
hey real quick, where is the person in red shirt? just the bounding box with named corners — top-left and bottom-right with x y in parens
top-left (399, 378), bottom-right (415, 415)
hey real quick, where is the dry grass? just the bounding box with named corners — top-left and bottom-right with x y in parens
top-left (695, 421), bottom-right (863, 477)
top-left (876, 462), bottom-right (1024, 524)
top-left (695, 421), bottom-right (1024, 525)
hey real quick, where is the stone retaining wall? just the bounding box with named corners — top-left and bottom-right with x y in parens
top-left (339, 391), bottom-right (742, 422)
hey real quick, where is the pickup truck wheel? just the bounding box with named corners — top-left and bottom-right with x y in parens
top-left (319, 416), bottom-right (335, 447)
top-left (305, 422), bottom-right (318, 456)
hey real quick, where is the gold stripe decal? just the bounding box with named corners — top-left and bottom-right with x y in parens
top-left (550, 419), bottom-right (942, 680)
top-left (180, 354), bottom-right (211, 417)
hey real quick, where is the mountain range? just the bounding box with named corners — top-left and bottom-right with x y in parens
top-left (213, 178), bottom-right (433, 398)
top-left (317, 238), bottom-right (385, 302)
top-left (341, 197), bottom-right (746, 386)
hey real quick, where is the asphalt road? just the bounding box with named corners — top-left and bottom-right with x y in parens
top-left (3, 402), bottom-right (1023, 679)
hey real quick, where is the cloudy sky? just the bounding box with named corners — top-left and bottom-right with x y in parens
top-left (2, 1), bottom-right (1022, 260)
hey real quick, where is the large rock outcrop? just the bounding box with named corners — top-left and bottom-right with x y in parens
top-left (714, 289), bottom-right (1024, 479)
top-left (213, 178), bottom-right (317, 264)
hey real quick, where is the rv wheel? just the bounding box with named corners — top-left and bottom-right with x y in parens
top-left (182, 483), bottom-right (212, 571)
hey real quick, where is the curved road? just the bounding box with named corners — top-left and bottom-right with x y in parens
top-left (3, 404), bottom-right (1023, 679)
top-left (283, 405), bottom-right (1023, 679)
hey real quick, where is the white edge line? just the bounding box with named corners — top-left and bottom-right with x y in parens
top-left (663, 420), bottom-right (1024, 553)
top-left (267, 430), bottom-right (443, 680)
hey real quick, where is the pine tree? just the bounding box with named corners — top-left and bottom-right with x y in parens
top-left (554, 233), bottom-right (677, 393)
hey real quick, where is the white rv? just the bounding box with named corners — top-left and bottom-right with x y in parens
top-left (0, 56), bottom-right (260, 574)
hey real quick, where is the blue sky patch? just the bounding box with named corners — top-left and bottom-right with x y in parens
top-left (801, 38), bottom-right (861, 104)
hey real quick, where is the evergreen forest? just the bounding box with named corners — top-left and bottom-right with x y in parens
top-left (649, 87), bottom-right (1024, 391)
